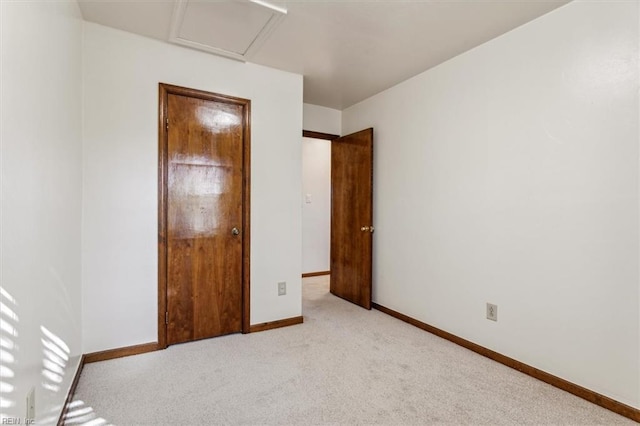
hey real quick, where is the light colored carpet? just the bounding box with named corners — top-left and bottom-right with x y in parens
top-left (67, 275), bottom-right (634, 425)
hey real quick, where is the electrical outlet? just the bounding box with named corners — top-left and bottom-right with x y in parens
top-left (26, 386), bottom-right (35, 420)
top-left (486, 303), bottom-right (498, 321)
top-left (278, 281), bottom-right (286, 296)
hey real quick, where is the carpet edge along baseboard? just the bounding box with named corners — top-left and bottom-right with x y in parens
top-left (249, 315), bottom-right (304, 333)
top-left (371, 302), bottom-right (640, 423)
top-left (84, 342), bottom-right (160, 364)
top-left (82, 314), bottom-right (305, 365)
top-left (57, 354), bottom-right (86, 426)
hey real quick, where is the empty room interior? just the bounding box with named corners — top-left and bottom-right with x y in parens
top-left (1, 0), bottom-right (639, 424)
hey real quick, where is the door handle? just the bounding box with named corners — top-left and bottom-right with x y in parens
top-left (231, 227), bottom-right (240, 236)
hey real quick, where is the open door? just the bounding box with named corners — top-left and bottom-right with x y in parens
top-left (330, 128), bottom-right (373, 309)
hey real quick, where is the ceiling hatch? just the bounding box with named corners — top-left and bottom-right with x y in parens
top-left (169, 0), bottom-right (287, 62)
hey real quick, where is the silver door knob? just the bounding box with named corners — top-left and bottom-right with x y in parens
top-left (231, 227), bottom-right (240, 236)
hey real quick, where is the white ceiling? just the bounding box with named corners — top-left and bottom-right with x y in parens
top-left (77, 0), bottom-right (570, 110)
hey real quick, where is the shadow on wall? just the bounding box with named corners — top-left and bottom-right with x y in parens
top-left (40, 325), bottom-right (70, 394)
top-left (0, 288), bottom-right (109, 425)
top-left (39, 325), bottom-right (71, 424)
top-left (0, 287), bottom-right (19, 415)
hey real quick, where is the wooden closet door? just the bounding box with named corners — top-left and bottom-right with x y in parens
top-left (159, 84), bottom-right (250, 346)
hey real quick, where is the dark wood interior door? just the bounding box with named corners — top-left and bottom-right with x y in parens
top-left (330, 128), bottom-right (373, 309)
top-left (162, 86), bottom-right (249, 346)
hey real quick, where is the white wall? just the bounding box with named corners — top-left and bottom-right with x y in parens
top-left (82, 23), bottom-right (303, 353)
top-left (1, 1), bottom-right (83, 423)
top-left (302, 138), bottom-right (331, 273)
top-left (303, 103), bottom-right (341, 135)
top-left (343, 1), bottom-right (639, 408)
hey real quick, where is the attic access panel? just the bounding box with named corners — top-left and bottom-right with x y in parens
top-left (170, 0), bottom-right (286, 61)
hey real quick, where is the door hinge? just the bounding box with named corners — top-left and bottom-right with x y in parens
top-left (166, 118), bottom-right (169, 130)
top-left (165, 311), bottom-right (169, 324)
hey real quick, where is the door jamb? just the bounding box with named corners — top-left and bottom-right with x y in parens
top-left (158, 83), bottom-right (251, 349)
top-left (302, 130), bottom-right (339, 141)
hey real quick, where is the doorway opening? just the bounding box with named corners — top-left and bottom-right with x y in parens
top-left (302, 130), bottom-right (335, 279)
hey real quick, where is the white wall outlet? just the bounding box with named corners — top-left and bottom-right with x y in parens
top-left (278, 281), bottom-right (286, 296)
top-left (26, 386), bottom-right (35, 420)
top-left (486, 303), bottom-right (498, 321)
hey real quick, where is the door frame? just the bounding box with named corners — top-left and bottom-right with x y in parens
top-left (157, 83), bottom-right (251, 349)
top-left (302, 130), bottom-right (339, 141)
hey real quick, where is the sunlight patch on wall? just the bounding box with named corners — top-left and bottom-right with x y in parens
top-left (0, 287), bottom-right (19, 413)
top-left (40, 326), bottom-right (70, 393)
